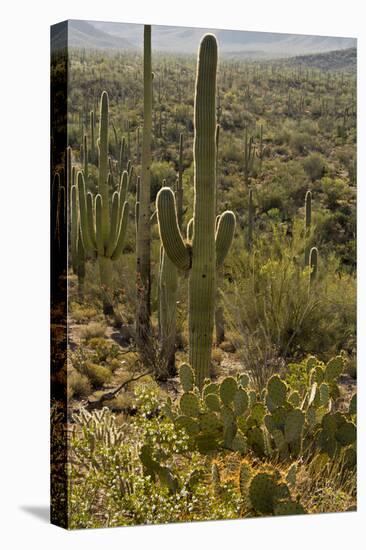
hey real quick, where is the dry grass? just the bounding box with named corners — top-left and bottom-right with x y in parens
top-left (80, 322), bottom-right (107, 341)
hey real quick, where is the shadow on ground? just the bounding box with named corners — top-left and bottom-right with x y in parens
top-left (20, 506), bottom-right (49, 523)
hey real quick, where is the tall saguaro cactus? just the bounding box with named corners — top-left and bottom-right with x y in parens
top-left (136, 25), bottom-right (152, 348)
top-left (304, 190), bottom-right (312, 266)
top-left (78, 91), bottom-right (130, 316)
top-left (156, 34), bottom-right (236, 388)
top-left (309, 246), bottom-right (318, 287)
top-left (243, 127), bottom-right (255, 187)
top-left (247, 188), bottom-right (254, 250)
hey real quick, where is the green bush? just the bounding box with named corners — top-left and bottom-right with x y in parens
top-left (303, 153), bottom-right (327, 181)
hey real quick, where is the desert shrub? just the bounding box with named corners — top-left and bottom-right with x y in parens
top-left (223, 221), bottom-right (356, 384)
top-left (70, 302), bottom-right (99, 323)
top-left (321, 177), bottom-right (352, 209)
top-left (303, 153), bottom-right (327, 181)
top-left (80, 322), bottom-right (107, 341)
top-left (69, 391), bottom-right (239, 528)
top-left (88, 337), bottom-right (121, 365)
top-left (68, 370), bottom-right (92, 399)
top-left (150, 161), bottom-right (177, 200)
top-left (290, 131), bottom-right (312, 154)
top-left (83, 363), bottom-right (112, 388)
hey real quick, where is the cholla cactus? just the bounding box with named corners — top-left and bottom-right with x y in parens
top-left (78, 91), bottom-right (129, 315)
top-left (156, 34), bottom-right (236, 387)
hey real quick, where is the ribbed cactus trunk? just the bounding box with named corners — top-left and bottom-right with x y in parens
top-left (90, 110), bottom-right (95, 164)
top-left (136, 25), bottom-right (152, 348)
top-left (247, 188), bottom-right (254, 250)
top-left (98, 91), bottom-right (110, 248)
top-left (176, 133), bottom-right (184, 227)
top-left (304, 190), bottom-right (312, 266)
top-left (189, 35), bottom-right (218, 388)
top-left (309, 246), bottom-right (318, 288)
top-left (243, 128), bottom-right (255, 187)
top-left (159, 247), bottom-right (178, 375)
top-left (215, 124), bottom-right (225, 346)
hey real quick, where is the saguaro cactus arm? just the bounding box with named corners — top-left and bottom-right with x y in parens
top-left (86, 192), bottom-right (97, 249)
top-left (106, 192), bottom-right (120, 257)
top-left (111, 201), bottom-right (129, 260)
top-left (77, 171), bottom-right (95, 253)
top-left (156, 187), bottom-right (191, 271)
top-left (98, 91), bottom-right (110, 246)
top-left (216, 210), bottom-right (236, 267)
top-left (70, 185), bottom-right (78, 271)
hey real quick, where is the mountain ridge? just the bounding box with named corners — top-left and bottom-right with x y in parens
top-left (64, 20), bottom-right (356, 58)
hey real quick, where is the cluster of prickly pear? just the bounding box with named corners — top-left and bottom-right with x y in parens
top-left (168, 364), bottom-right (251, 454)
top-left (301, 356), bottom-right (356, 459)
top-left (156, 34), bottom-right (236, 388)
top-left (316, 411), bottom-right (356, 459)
top-left (165, 355), bottom-right (356, 468)
top-left (238, 462), bottom-right (306, 516)
top-left (292, 355), bottom-right (356, 464)
top-left (264, 375), bottom-right (305, 459)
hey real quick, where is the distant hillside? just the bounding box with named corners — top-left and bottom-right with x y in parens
top-left (283, 47), bottom-right (357, 71)
top-left (65, 20), bottom-right (356, 58)
top-left (52, 20), bottom-right (135, 50)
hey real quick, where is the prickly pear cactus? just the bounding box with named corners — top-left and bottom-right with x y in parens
top-left (247, 469), bottom-right (306, 516)
top-left (164, 355), bottom-right (355, 468)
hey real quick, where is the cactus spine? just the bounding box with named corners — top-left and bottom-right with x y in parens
top-left (156, 34), bottom-right (236, 388)
top-left (304, 190), bottom-right (312, 266)
top-left (136, 25), bottom-right (152, 347)
top-left (78, 91), bottom-right (129, 316)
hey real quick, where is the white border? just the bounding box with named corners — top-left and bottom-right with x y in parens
top-left (1, 1), bottom-right (364, 548)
